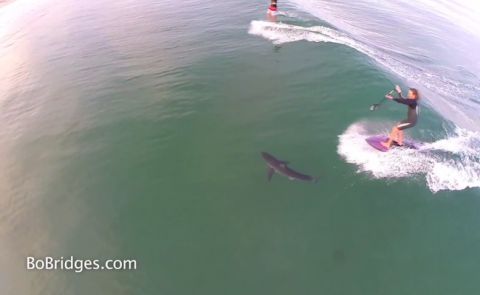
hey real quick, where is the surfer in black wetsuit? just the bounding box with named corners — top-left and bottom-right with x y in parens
top-left (381, 85), bottom-right (419, 149)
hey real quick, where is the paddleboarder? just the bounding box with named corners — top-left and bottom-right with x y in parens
top-left (381, 85), bottom-right (420, 149)
top-left (268, 0), bottom-right (278, 14)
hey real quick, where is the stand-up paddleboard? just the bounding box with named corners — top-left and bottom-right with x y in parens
top-left (366, 135), bottom-right (420, 152)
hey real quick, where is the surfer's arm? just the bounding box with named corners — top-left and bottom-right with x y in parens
top-left (393, 98), bottom-right (416, 107)
top-left (385, 85), bottom-right (403, 100)
top-left (395, 85), bottom-right (403, 98)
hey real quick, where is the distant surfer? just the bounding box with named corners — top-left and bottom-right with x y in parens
top-left (268, 0), bottom-right (278, 14)
top-left (381, 85), bottom-right (419, 149)
top-left (267, 0), bottom-right (278, 22)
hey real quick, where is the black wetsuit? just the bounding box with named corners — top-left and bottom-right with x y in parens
top-left (394, 93), bottom-right (418, 130)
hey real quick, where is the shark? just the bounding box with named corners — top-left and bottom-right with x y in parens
top-left (261, 152), bottom-right (317, 182)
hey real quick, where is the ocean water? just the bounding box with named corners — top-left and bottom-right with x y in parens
top-left (1, 0), bottom-right (480, 294)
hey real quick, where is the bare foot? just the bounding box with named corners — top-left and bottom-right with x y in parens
top-left (380, 141), bottom-right (390, 148)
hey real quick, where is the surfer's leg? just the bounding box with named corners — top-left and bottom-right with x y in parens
top-left (396, 119), bottom-right (416, 145)
top-left (381, 126), bottom-right (398, 148)
top-left (397, 119), bottom-right (415, 130)
top-left (397, 130), bottom-right (404, 145)
top-left (392, 128), bottom-right (400, 143)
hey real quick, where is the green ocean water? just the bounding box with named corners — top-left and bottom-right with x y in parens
top-left (1, 0), bottom-right (480, 294)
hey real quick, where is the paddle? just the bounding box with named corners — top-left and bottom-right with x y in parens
top-left (370, 90), bottom-right (394, 111)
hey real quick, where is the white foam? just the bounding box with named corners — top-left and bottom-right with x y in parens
top-left (424, 129), bottom-right (480, 154)
top-left (274, 11), bottom-right (303, 19)
top-left (427, 160), bottom-right (480, 193)
top-left (249, 20), bottom-right (339, 45)
top-left (337, 122), bottom-right (480, 193)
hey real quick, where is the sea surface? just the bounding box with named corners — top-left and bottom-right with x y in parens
top-left (1, 0), bottom-right (480, 294)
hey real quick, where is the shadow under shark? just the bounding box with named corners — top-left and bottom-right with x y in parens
top-left (261, 152), bottom-right (317, 182)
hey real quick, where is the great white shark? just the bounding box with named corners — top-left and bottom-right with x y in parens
top-left (261, 152), bottom-right (317, 182)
